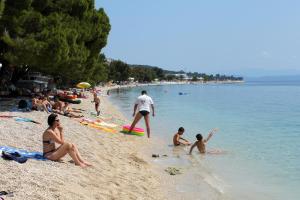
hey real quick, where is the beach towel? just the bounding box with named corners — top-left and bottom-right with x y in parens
top-left (96, 121), bottom-right (118, 128)
top-left (96, 113), bottom-right (126, 123)
top-left (0, 146), bottom-right (46, 161)
top-left (80, 121), bottom-right (118, 134)
top-left (14, 117), bottom-right (41, 124)
top-left (81, 118), bottom-right (118, 128)
top-left (10, 107), bottom-right (31, 112)
top-left (0, 115), bottom-right (17, 118)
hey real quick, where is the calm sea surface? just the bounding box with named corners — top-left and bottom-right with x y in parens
top-left (109, 81), bottom-right (300, 200)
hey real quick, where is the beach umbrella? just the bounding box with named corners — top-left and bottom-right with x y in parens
top-left (76, 82), bottom-right (91, 89)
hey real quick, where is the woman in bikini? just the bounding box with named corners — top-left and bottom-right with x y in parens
top-left (42, 114), bottom-right (91, 167)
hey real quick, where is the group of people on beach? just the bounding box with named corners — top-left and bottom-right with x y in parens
top-left (173, 127), bottom-right (219, 154)
top-left (126, 90), bottom-right (219, 154)
top-left (30, 91), bottom-right (101, 118)
top-left (41, 88), bottom-right (219, 168)
top-left (41, 90), bottom-right (102, 168)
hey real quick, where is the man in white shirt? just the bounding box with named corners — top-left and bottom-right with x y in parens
top-left (129, 90), bottom-right (155, 138)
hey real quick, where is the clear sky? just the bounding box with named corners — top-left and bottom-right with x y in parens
top-left (95, 0), bottom-right (300, 76)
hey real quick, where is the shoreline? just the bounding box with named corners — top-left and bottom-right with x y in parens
top-left (104, 80), bottom-right (244, 90)
top-left (100, 80), bottom-right (245, 97)
top-left (102, 87), bottom-right (182, 200)
top-left (103, 85), bottom-right (232, 200)
top-left (0, 93), bottom-right (166, 199)
top-left (0, 80), bottom-right (244, 200)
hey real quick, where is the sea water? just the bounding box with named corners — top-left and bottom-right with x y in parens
top-left (109, 81), bottom-right (300, 200)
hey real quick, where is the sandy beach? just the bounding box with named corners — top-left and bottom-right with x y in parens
top-left (0, 92), bottom-right (165, 200)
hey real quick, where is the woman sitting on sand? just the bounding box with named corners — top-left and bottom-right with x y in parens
top-left (43, 114), bottom-right (91, 167)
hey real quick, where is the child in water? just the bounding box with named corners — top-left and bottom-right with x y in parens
top-left (173, 127), bottom-right (191, 146)
top-left (189, 128), bottom-right (219, 154)
top-left (93, 93), bottom-right (100, 116)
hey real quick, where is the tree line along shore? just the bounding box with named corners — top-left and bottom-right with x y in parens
top-left (0, 0), bottom-right (243, 95)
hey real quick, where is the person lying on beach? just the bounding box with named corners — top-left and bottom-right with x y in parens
top-left (62, 102), bottom-right (83, 118)
top-left (43, 114), bottom-right (91, 167)
top-left (173, 127), bottom-right (191, 146)
top-left (51, 96), bottom-right (64, 112)
top-left (31, 97), bottom-right (40, 111)
top-left (189, 128), bottom-right (219, 154)
top-left (40, 96), bottom-right (53, 113)
top-left (31, 96), bottom-right (51, 113)
top-left (70, 107), bottom-right (84, 113)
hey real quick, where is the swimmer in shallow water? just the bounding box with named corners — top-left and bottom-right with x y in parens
top-left (173, 127), bottom-right (191, 146)
top-left (189, 128), bottom-right (220, 155)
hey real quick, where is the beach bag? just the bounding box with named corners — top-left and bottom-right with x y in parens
top-left (18, 100), bottom-right (28, 109)
top-left (1, 151), bottom-right (28, 164)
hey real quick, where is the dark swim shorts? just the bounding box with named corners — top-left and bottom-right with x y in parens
top-left (139, 110), bottom-right (150, 116)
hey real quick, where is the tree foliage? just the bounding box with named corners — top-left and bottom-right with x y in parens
top-left (108, 60), bottom-right (130, 82)
top-left (130, 67), bottom-right (156, 82)
top-left (0, 0), bottom-right (4, 18)
top-left (0, 0), bottom-right (110, 85)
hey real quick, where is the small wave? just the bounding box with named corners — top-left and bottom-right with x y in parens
top-left (203, 173), bottom-right (226, 194)
top-left (187, 156), bottom-right (229, 195)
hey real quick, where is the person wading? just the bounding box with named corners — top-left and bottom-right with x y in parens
top-left (129, 90), bottom-right (155, 138)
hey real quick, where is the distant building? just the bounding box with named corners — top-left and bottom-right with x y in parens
top-left (165, 73), bottom-right (190, 81)
top-left (128, 77), bottom-right (135, 82)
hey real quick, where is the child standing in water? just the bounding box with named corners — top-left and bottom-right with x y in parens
top-left (93, 93), bottom-right (100, 116)
top-left (189, 128), bottom-right (219, 154)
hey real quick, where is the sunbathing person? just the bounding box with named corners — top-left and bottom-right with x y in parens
top-left (31, 96), bottom-right (40, 111)
top-left (51, 96), bottom-right (64, 112)
top-left (32, 96), bottom-right (49, 112)
top-left (41, 96), bottom-right (53, 113)
top-left (43, 114), bottom-right (91, 167)
top-left (62, 102), bottom-right (83, 118)
top-left (70, 108), bottom-right (83, 113)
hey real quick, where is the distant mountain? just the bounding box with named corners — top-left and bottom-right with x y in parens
top-left (117, 60), bottom-right (243, 80)
top-left (128, 64), bottom-right (185, 74)
top-left (129, 64), bottom-right (159, 69)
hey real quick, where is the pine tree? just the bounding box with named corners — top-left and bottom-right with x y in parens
top-left (0, 0), bottom-right (110, 85)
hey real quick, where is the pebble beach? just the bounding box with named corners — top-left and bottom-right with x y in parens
top-left (0, 90), bottom-right (165, 200)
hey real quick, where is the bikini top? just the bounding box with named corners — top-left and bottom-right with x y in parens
top-left (43, 139), bottom-right (55, 144)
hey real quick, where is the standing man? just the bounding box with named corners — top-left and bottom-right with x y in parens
top-left (129, 90), bottom-right (155, 138)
